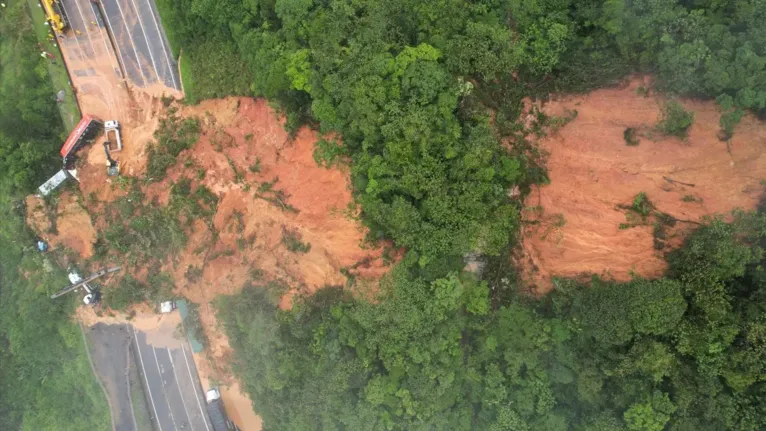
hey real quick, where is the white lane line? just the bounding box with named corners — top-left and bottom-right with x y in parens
top-left (85, 0), bottom-right (121, 79)
top-left (124, 325), bottom-right (139, 431)
top-left (167, 348), bottom-right (195, 431)
top-left (110, 0), bottom-right (148, 85)
top-left (141, 0), bottom-right (178, 90)
top-left (181, 344), bottom-right (211, 431)
top-left (99, 0), bottom-right (130, 81)
top-left (132, 326), bottom-right (164, 431)
top-left (153, 346), bottom-right (178, 430)
top-left (58, 0), bottom-right (87, 61)
top-left (127, 0), bottom-right (159, 83)
top-left (70, 0), bottom-right (98, 58)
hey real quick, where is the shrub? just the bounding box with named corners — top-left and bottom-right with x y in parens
top-left (624, 128), bottom-right (640, 146)
top-left (281, 228), bottom-right (311, 253)
top-left (658, 101), bottom-right (694, 138)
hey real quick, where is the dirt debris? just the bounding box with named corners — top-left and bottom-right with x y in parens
top-left (66, 97), bottom-right (388, 431)
top-left (520, 78), bottom-right (766, 292)
top-left (25, 192), bottom-right (96, 258)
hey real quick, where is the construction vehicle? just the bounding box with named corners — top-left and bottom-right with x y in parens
top-left (103, 142), bottom-right (119, 176)
top-left (41, 0), bottom-right (69, 32)
top-left (205, 389), bottom-right (239, 431)
top-left (104, 120), bottom-right (122, 152)
top-left (62, 115), bottom-right (103, 168)
top-left (50, 267), bottom-right (120, 305)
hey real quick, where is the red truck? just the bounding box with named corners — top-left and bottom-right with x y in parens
top-left (61, 115), bottom-right (103, 165)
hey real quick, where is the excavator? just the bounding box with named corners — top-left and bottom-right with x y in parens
top-left (42, 0), bottom-right (69, 33)
top-left (103, 142), bottom-right (119, 176)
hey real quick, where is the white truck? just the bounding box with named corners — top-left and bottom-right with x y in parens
top-left (104, 120), bottom-right (122, 152)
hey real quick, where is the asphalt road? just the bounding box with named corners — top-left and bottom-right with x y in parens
top-left (58, 0), bottom-right (122, 77)
top-left (131, 326), bottom-right (212, 431)
top-left (99, 0), bottom-right (180, 89)
top-left (86, 323), bottom-right (139, 431)
top-left (59, 0), bottom-right (179, 90)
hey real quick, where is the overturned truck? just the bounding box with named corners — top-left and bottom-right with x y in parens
top-left (61, 115), bottom-right (103, 168)
top-left (37, 115), bottom-right (103, 196)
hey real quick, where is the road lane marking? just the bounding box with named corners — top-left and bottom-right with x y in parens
top-left (141, 0), bottom-right (178, 89)
top-left (81, 0), bottom-right (118, 115)
top-left (110, 0), bottom-right (149, 85)
top-left (153, 346), bottom-right (178, 430)
top-left (124, 324), bottom-right (139, 431)
top-left (58, 0), bottom-right (87, 61)
top-left (98, 0), bottom-right (130, 82)
top-left (85, 0), bottom-right (121, 79)
top-left (167, 348), bottom-right (195, 431)
top-left (69, 0), bottom-right (99, 59)
top-left (181, 344), bottom-right (211, 431)
top-left (127, 0), bottom-right (159, 83)
top-left (131, 326), bottom-right (163, 431)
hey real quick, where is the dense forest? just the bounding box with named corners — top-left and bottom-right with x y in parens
top-left (219, 212), bottom-right (766, 430)
top-left (0, 2), bottom-right (110, 430)
top-left (147, 0), bottom-right (766, 430)
top-left (0, 1), bottom-right (66, 191)
top-left (2, 0), bottom-right (766, 429)
top-left (148, 0), bottom-right (766, 430)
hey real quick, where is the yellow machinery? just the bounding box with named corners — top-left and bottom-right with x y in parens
top-left (41, 0), bottom-right (69, 32)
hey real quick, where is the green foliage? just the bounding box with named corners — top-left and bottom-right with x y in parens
top-left (0, 181), bottom-right (109, 430)
top-left (104, 205), bottom-right (186, 266)
top-left (658, 101), bottom-right (695, 138)
top-left (624, 128), bottom-right (640, 146)
top-left (183, 39), bottom-right (252, 104)
top-left (631, 192), bottom-right (653, 218)
top-left (146, 113), bottom-right (201, 181)
top-left (281, 228), bottom-right (311, 254)
top-left (0, 1), bottom-right (66, 192)
top-left (150, 1), bottom-right (766, 430)
top-left (103, 275), bottom-right (145, 311)
top-left (623, 391), bottom-right (676, 431)
top-left (313, 138), bottom-right (346, 169)
top-left (218, 210), bottom-right (766, 430)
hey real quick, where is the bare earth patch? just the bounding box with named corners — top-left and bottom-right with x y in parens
top-left (25, 192), bottom-right (96, 258)
top-left (520, 79), bottom-right (766, 292)
top-left (68, 97), bottom-right (389, 431)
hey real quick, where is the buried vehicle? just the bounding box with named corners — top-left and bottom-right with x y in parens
top-left (206, 389), bottom-right (239, 431)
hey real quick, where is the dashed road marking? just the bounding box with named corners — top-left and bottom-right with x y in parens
top-left (181, 344), bottom-right (211, 431)
top-left (168, 348), bottom-right (195, 431)
top-left (141, 0), bottom-right (178, 89)
top-left (153, 345), bottom-right (178, 430)
top-left (127, 0), bottom-right (159, 83)
top-left (109, 0), bottom-right (148, 85)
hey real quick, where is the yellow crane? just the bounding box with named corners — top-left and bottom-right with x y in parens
top-left (41, 0), bottom-right (69, 32)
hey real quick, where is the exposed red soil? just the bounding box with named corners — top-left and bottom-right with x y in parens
top-left (25, 192), bottom-right (96, 258)
top-left (520, 78), bottom-right (766, 292)
top-left (71, 97), bottom-right (389, 431)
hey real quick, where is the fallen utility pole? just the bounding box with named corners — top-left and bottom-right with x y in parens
top-left (50, 266), bottom-right (121, 299)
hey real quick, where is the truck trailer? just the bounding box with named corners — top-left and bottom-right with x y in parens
top-left (61, 115), bottom-right (103, 167)
top-left (206, 389), bottom-right (238, 431)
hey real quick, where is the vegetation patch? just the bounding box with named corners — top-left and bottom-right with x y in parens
top-left (623, 127), bottom-right (640, 146)
top-left (657, 101), bottom-right (695, 138)
top-left (146, 112), bottom-right (201, 181)
top-left (281, 228), bottom-right (311, 253)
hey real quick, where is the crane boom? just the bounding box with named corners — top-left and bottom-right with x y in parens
top-left (50, 267), bottom-right (121, 299)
